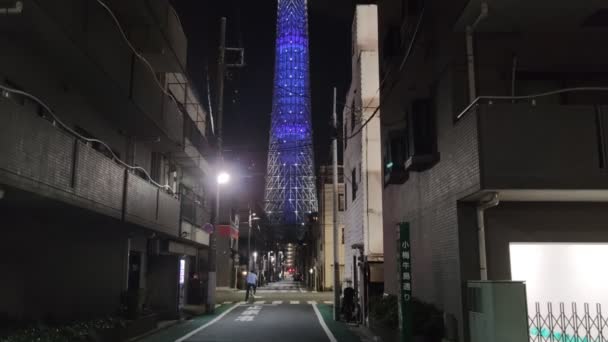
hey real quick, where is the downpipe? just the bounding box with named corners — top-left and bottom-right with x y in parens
top-left (466, 3), bottom-right (488, 103)
top-left (0, 1), bottom-right (23, 14)
top-left (477, 192), bottom-right (499, 280)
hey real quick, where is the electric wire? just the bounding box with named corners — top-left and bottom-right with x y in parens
top-left (346, 7), bottom-right (426, 141)
top-left (0, 84), bottom-right (171, 190)
top-left (95, 0), bottom-right (216, 137)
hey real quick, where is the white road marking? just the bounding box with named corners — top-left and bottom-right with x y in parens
top-left (272, 301), bottom-right (283, 305)
top-left (324, 301), bottom-right (334, 305)
top-left (174, 303), bottom-right (239, 342)
top-left (307, 301), bottom-right (317, 305)
top-left (223, 301), bottom-right (233, 304)
top-left (235, 315), bottom-right (255, 322)
top-left (298, 287), bottom-right (304, 293)
top-left (290, 300), bottom-right (300, 304)
top-left (215, 304), bottom-right (222, 308)
top-left (238, 301), bottom-right (246, 305)
top-left (312, 304), bottom-right (337, 342)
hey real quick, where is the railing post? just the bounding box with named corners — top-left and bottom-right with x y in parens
top-left (70, 140), bottom-right (79, 188)
top-left (547, 302), bottom-right (554, 342)
top-left (121, 169), bottom-right (129, 222)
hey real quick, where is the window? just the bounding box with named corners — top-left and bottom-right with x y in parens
top-left (344, 183), bottom-right (348, 210)
top-left (405, 98), bottom-right (440, 172)
top-left (384, 129), bottom-right (409, 185)
top-left (350, 100), bottom-right (356, 132)
top-left (338, 193), bottom-right (345, 211)
top-left (344, 114), bottom-right (348, 150)
top-left (341, 228), bottom-right (345, 244)
top-left (351, 167), bottom-right (358, 201)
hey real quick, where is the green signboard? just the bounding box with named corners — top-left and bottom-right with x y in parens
top-left (398, 222), bottom-right (412, 342)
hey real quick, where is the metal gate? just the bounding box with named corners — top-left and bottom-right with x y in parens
top-left (529, 302), bottom-right (608, 342)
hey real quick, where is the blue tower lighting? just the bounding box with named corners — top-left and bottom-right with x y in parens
top-left (264, 0), bottom-right (318, 226)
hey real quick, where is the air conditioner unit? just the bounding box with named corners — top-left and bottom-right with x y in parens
top-left (467, 281), bottom-right (529, 342)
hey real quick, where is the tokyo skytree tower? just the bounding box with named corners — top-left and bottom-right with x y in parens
top-left (264, 0), bottom-right (317, 226)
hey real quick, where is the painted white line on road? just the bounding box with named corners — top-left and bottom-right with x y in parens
top-left (272, 301), bottom-right (282, 305)
top-left (324, 301), bottom-right (333, 305)
top-left (215, 304), bottom-right (221, 308)
top-left (307, 301), bottom-right (317, 305)
top-left (290, 300), bottom-right (300, 304)
top-left (254, 301), bottom-right (265, 304)
top-left (174, 303), bottom-right (239, 342)
top-left (299, 287), bottom-right (304, 293)
top-left (312, 304), bottom-right (337, 342)
top-left (223, 301), bottom-right (232, 304)
top-left (238, 301), bottom-right (246, 305)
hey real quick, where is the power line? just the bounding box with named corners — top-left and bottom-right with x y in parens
top-left (345, 7), bottom-right (426, 141)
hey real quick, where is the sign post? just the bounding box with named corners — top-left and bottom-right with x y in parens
top-left (398, 222), bottom-right (412, 342)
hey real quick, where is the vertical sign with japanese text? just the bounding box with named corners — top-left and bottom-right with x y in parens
top-left (398, 222), bottom-right (412, 342)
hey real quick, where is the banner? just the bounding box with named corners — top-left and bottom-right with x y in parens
top-left (398, 222), bottom-right (412, 342)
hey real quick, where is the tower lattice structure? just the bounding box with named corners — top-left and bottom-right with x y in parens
top-left (264, 0), bottom-right (318, 226)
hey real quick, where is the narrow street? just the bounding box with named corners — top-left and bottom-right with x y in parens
top-left (139, 280), bottom-right (358, 342)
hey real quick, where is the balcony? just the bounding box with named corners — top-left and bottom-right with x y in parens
top-left (0, 98), bottom-right (180, 237)
top-left (126, 1), bottom-right (188, 72)
top-left (476, 104), bottom-right (608, 192)
top-left (454, 0), bottom-right (605, 33)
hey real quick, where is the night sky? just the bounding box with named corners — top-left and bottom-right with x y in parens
top-left (172, 0), bottom-right (354, 205)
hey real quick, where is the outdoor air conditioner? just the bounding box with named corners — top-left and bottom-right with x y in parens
top-left (467, 281), bottom-right (529, 342)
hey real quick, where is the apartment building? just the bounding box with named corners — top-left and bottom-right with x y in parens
top-left (377, 0), bottom-right (608, 340)
top-left (342, 4), bottom-right (384, 325)
top-left (0, 0), bottom-right (214, 322)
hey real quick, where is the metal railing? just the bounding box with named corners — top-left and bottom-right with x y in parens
top-left (529, 302), bottom-right (608, 342)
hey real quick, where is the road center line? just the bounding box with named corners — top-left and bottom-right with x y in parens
top-left (312, 303), bottom-right (337, 342)
top-left (174, 303), bottom-right (240, 342)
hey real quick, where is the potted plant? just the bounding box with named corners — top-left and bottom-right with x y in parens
top-left (411, 299), bottom-right (444, 342)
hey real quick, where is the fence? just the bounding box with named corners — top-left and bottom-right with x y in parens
top-left (529, 302), bottom-right (608, 342)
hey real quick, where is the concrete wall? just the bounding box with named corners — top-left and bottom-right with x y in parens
top-left (0, 214), bottom-right (129, 321)
top-left (318, 182), bottom-right (345, 290)
top-left (484, 202), bottom-right (608, 281)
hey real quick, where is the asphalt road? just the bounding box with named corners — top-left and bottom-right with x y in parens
top-left (216, 280), bottom-right (332, 304)
top-left (179, 303), bottom-right (334, 342)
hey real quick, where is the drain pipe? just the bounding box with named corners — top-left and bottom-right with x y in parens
top-left (477, 192), bottom-right (499, 280)
top-left (0, 1), bottom-right (23, 14)
top-left (466, 3), bottom-right (488, 103)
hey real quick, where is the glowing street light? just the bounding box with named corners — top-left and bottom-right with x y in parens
top-left (217, 172), bottom-right (231, 185)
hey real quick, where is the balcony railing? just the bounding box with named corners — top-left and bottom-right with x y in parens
top-left (0, 99), bottom-right (180, 237)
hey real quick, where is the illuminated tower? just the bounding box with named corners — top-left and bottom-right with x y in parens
top-left (264, 0), bottom-right (317, 226)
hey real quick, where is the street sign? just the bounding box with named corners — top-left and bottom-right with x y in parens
top-left (398, 222), bottom-right (412, 342)
top-left (202, 223), bottom-right (214, 233)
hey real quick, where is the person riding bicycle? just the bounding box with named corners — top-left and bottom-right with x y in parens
top-left (245, 270), bottom-right (258, 302)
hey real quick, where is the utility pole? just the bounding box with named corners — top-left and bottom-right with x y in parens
top-left (248, 207), bottom-right (252, 273)
top-left (206, 17), bottom-right (245, 313)
top-left (206, 17), bottom-right (226, 314)
top-left (332, 87), bottom-right (341, 320)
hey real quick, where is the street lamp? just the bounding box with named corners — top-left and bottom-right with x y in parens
top-left (217, 171), bottom-right (230, 185)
